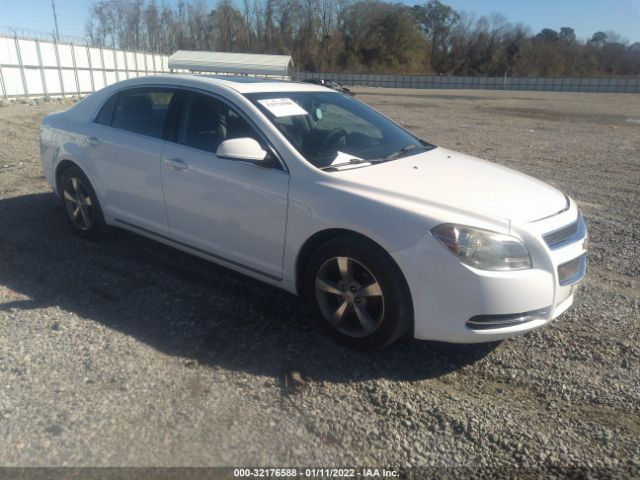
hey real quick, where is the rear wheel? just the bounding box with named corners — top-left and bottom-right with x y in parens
top-left (304, 236), bottom-right (413, 350)
top-left (58, 166), bottom-right (107, 239)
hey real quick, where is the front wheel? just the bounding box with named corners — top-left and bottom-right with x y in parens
top-left (304, 236), bottom-right (413, 350)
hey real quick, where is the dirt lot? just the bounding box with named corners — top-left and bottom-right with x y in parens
top-left (0, 88), bottom-right (639, 473)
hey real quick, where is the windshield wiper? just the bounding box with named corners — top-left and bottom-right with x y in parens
top-left (319, 158), bottom-right (371, 171)
top-left (320, 144), bottom-right (424, 171)
top-left (380, 143), bottom-right (418, 162)
top-left (364, 144), bottom-right (421, 165)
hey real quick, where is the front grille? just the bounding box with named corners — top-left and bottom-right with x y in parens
top-left (558, 254), bottom-right (586, 286)
top-left (544, 221), bottom-right (578, 247)
top-left (543, 212), bottom-right (586, 250)
top-left (467, 307), bottom-right (550, 330)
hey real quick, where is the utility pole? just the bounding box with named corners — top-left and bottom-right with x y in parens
top-left (51, 0), bottom-right (60, 42)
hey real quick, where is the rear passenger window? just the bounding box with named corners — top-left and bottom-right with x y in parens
top-left (95, 93), bottom-right (118, 125)
top-left (111, 89), bottom-right (174, 139)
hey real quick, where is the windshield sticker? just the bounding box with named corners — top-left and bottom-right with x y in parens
top-left (331, 151), bottom-right (364, 166)
top-left (258, 98), bottom-right (308, 117)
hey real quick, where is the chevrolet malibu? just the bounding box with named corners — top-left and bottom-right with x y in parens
top-left (39, 75), bottom-right (587, 349)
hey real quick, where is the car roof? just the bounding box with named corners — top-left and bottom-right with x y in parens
top-left (124, 73), bottom-right (332, 94)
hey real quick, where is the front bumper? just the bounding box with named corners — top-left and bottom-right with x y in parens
top-left (392, 204), bottom-right (587, 343)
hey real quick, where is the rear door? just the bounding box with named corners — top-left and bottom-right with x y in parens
top-left (160, 90), bottom-right (289, 280)
top-left (90, 87), bottom-right (176, 235)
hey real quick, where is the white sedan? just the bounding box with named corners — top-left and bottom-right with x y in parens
top-left (39, 75), bottom-right (587, 349)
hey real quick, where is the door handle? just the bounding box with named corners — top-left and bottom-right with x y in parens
top-left (87, 136), bottom-right (101, 147)
top-left (165, 157), bottom-right (189, 171)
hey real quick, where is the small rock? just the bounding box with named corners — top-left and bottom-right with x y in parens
top-left (282, 369), bottom-right (305, 392)
top-left (45, 424), bottom-right (63, 436)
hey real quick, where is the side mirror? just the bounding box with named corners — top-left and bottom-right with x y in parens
top-left (216, 138), bottom-right (267, 162)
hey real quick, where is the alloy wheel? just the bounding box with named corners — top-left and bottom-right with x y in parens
top-left (62, 176), bottom-right (93, 231)
top-left (314, 256), bottom-right (385, 338)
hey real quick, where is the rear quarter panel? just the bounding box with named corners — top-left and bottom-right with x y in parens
top-left (40, 114), bottom-right (101, 198)
top-left (39, 91), bottom-right (110, 196)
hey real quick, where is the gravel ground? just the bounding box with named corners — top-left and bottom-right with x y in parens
top-left (0, 89), bottom-right (639, 474)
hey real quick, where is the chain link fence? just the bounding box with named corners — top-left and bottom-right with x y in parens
top-left (297, 71), bottom-right (640, 93)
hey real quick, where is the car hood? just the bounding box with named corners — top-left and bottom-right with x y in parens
top-left (335, 147), bottom-right (567, 223)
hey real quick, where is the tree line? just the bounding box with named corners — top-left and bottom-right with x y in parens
top-left (85, 0), bottom-right (640, 76)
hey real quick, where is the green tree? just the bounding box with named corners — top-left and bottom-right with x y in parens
top-left (536, 28), bottom-right (559, 43)
top-left (412, 0), bottom-right (459, 73)
top-left (559, 27), bottom-right (575, 42)
top-left (589, 31), bottom-right (608, 47)
top-left (343, 1), bottom-right (429, 72)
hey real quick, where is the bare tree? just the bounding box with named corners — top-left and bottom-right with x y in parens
top-left (83, 0), bottom-right (640, 76)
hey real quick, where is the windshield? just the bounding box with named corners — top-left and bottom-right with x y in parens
top-left (246, 91), bottom-right (433, 170)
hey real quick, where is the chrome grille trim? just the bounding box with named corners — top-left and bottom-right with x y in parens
top-left (467, 307), bottom-right (550, 330)
top-left (544, 221), bottom-right (578, 245)
top-left (543, 212), bottom-right (586, 250)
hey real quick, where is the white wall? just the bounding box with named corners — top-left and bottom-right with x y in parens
top-left (0, 35), bottom-right (170, 97)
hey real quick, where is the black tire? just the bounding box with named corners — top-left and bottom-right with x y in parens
top-left (303, 235), bottom-right (413, 350)
top-left (57, 165), bottom-right (107, 239)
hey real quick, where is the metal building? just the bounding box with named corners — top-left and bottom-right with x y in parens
top-left (167, 50), bottom-right (294, 78)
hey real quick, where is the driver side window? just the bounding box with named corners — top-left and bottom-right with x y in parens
top-left (178, 93), bottom-right (227, 153)
top-left (177, 93), bottom-right (261, 154)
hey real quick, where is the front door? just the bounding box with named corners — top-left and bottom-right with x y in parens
top-left (160, 91), bottom-right (289, 280)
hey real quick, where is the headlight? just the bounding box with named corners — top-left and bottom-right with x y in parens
top-left (431, 224), bottom-right (531, 271)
